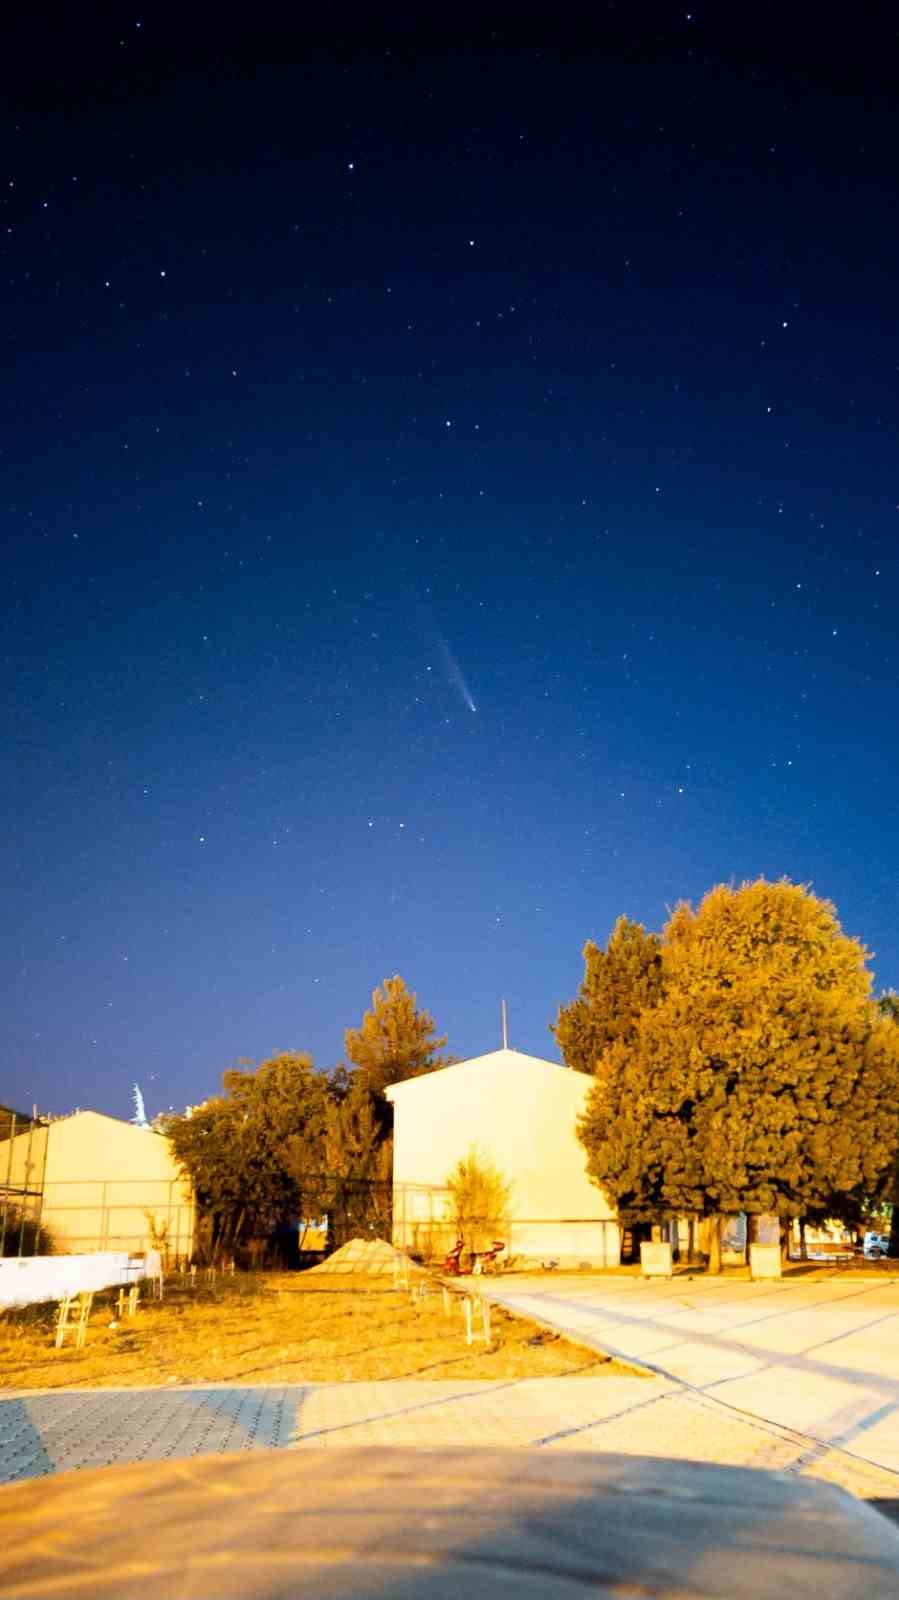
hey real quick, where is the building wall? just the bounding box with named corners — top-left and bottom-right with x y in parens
top-left (2, 1111), bottom-right (194, 1258)
top-left (387, 1049), bottom-right (619, 1267)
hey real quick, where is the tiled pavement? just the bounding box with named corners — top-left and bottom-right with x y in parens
top-left (3, 1372), bottom-right (899, 1504)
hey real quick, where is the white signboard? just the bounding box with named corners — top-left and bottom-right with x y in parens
top-left (640, 1241), bottom-right (673, 1278)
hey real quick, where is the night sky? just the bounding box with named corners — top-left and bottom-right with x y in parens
top-left (5, 9), bottom-right (899, 1119)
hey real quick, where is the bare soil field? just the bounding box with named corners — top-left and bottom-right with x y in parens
top-left (0, 1271), bottom-right (642, 1389)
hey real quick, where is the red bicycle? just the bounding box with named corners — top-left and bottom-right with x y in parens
top-left (443, 1237), bottom-right (465, 1275)
top-left (472, 1240), bottom-right (506, 1275)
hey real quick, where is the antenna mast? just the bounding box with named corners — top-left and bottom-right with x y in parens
top-left (501, 998), bottom-right (509, 1050)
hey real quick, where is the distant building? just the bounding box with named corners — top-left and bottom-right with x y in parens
top-left (386, 1047), bottom-right (620, 1267)
top-left (0, 1109), bottom-right (194, 1258)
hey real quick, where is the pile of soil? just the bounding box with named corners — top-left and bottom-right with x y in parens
top-left (307, 1237), bottom-right (420, 1276)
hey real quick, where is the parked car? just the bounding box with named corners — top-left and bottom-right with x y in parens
top-left (863, 1231), bottom-right (891, 1259)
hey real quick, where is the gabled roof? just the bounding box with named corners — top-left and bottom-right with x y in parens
top-left (53, 1109), bottom-right (159, 1132)
top-left (384, 1046), bottom-right (569, 1098)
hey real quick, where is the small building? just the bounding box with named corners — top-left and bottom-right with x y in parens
top-left (386, 1047), bottom-right (620, 1267)
top-left (0, 1110), bottom-right (194, 1259)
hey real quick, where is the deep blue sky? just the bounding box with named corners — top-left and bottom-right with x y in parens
top-left (5, 8), bottom-right (899, 1118)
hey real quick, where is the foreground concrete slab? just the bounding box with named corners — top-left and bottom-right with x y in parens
top-left (2, 1446), bottom-right (898, 1599)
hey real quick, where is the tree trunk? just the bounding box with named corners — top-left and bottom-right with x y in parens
top-left (687, 1215), bottom-right (696, 1265)
top-left (799, 1217), bottom-right (807, 1262)
top-left (708, 1215), bottom-right (722, 1274)
top-left (779, 1219), bottom-right (790, 1267)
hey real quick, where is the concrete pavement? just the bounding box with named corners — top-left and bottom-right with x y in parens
top-left (485, 1272), bottom-right (899, 1482)
top-left (4, 1373), bottom-right (899, 1504)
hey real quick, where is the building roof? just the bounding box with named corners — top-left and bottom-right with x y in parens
top-left (51, 1109), bottom-right (161, 1133)
top-left (384, 1047), bottom-right (569, 1098)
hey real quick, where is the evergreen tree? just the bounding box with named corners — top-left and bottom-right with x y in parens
top-left (324, 1080), bottom-right (390, 1184)
top-left (553, 916), bottom-right (663, 1073)
top-left (577, 881), bottom-right (899, 1263)
top-left (345, 975), bottom-right (448, 1095)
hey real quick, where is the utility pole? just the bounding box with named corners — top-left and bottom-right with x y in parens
top-left (501, 998), bottom-right (509, 1049)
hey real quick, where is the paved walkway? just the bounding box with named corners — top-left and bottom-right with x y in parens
top-left (4, 1374), bottom-right (898, 1503)
top-left (3, 1274), bottom-right (899, 1511)
top-left (485, 1272), bottom-right (899, 1489)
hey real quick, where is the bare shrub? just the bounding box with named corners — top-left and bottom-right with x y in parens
top-left (446, 1145), bottom-right (511, 1253)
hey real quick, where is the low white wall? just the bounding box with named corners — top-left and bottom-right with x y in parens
top-left (0, 1251), bottom-right (162, 1308)
top-left (509, 1220), bottom-right (621, 1268)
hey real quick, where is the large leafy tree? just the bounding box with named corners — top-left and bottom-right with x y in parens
top-left (164, 1052), bottom-right (334, 1255)
top-left (553, 916), bottom-right (663, 1074)
top-left (345, 975), bottom-right (448, 1096)
top-left (878, 995), bottom-right (899, 1257)
top-left (578, 881), bottom-right (899, 1264)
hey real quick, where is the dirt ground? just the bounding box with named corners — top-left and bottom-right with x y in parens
top-left (0, 1271), bottom-right (643, 1389)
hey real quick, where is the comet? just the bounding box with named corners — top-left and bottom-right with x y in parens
top-left (416, 601), bottom-right (478, 713)
top-left (438, 636), bottom-right (477, 712)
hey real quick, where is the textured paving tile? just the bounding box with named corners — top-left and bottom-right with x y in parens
top-left (4, 1373), bottom-right (899, 1508)
top-left (0, 1388), bottom-right (309, 1482)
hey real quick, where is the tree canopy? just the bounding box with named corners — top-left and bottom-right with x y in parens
top-left (345, 975), bottom-right (448, 1096)
top-left (164, 1052), bottom-right (334, 1253)
top-left (577, 881), bottom-right (899, 1233)
top-left (280, 1076), bottom-right (394, 1246)
top-left (553, 916), bottom-right (663, 1073)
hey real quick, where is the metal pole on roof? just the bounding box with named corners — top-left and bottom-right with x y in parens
top-left (33, 1114), bottom-right (49, 1252)
top-left (501, 998), bottom-right (509, 1050)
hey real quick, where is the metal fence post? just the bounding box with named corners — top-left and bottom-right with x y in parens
top-left (0, 1112), bottom-right (15, 1256)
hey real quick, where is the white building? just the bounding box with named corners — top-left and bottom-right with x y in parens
top-left (1, 1110), bottom-right (194, 1259)
top-left (386, 1047), bottom-right (620, 1267)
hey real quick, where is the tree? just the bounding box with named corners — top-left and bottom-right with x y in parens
top-left (878, 992), bottom-right (899, 1024)
top-left (1, 1203), bottom-right (54, 1256)
top-left (878, 996), bottom-right (899, 1257)
top-left (446, 1145), bottom-right (511, 1253)
top-left (282, 1078), bottom-right (393, 1248)
top-left (553, 917), bottom-right (663, 1074)
top-left (577, 880), bottom-right (899, 1268)
top-left (324, 1081), bottom-right (391, 1185)
top-left (164, 1052), bottom-right (334, 1257)
top-left (326, 1081), bottom-right (394, 1244)
top-left (345, 975), bottom-right (448, 1096)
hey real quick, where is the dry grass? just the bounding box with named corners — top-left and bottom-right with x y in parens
top-left (0, 1272), bottom-right (644, 1390)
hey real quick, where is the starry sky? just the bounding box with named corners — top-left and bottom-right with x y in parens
top-left (5, 8), bottom-right (899, 1118)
